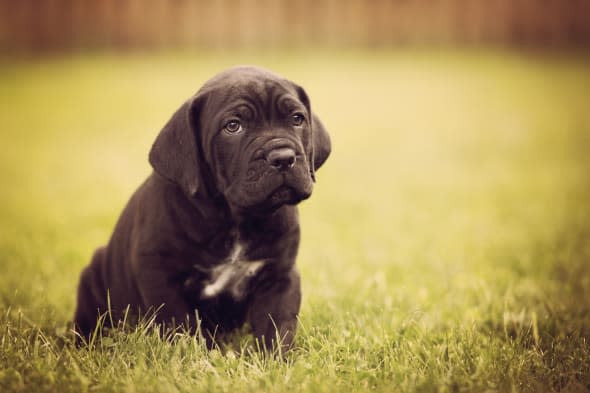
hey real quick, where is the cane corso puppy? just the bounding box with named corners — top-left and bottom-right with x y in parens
top-left (73, 66), bottom-right (331, 350)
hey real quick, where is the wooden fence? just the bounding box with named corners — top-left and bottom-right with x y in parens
top-left (1, 0), bottom-right (589, 52)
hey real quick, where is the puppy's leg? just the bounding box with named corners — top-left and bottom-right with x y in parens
top-left (135, 261), bottom-right (197, 332)
top-left (247, 268), bottom-right (301, 353)
top-left (74, 247), bottom-right (108, 338)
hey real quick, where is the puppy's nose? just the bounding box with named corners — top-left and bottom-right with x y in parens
top-left (267, 147), bottom-right (296, 171)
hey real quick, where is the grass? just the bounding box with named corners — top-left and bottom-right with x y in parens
top-left (1, 48), bottom-right (589, 392)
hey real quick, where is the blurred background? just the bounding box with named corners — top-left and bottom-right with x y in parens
top-left (1, 0), bottom-right (590, 52)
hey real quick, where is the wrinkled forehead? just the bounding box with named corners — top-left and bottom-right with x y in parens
top-left (198, 67), bottom-right (304, 118)
top-left (210, 82), bottom-right (293, 112)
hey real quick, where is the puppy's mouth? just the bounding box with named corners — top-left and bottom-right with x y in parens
top-left (237, 184), bottom-right (308, 215)
top-left (268, 185), bottom-right (308, 206)
top-left (226, 171), bottom-right (312, 213)
top-left (224, 145), bottom-right (313, 212)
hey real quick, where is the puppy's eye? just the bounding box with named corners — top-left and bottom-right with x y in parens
top-left (223, 120), bottom-right (243, 134)
top-left (292, 113), bottom-right (305, 127)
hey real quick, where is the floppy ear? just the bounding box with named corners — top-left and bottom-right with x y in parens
top-left (149, 95), bottom-right (206, 198)
top-left (292, 84), bottom-right (332, 181)
top-left (311, 113), bottom-right (331, 172)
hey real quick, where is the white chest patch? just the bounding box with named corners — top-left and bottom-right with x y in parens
top-left (200, 242), bottom-right (266, 300)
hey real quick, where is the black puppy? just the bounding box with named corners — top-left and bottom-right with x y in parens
top-left (74, 66), bottom-right (331, 350)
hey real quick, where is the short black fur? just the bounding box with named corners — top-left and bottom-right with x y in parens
top-left (73, 66), bottom-right (331, 351)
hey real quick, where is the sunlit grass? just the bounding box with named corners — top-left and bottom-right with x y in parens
top-left (1, 49), bottom-right (589, 392)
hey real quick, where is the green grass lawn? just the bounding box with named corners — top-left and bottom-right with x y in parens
top-left (1, 49), bottom-right (589, 392)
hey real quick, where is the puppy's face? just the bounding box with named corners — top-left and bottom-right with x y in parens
top-left (200, 69), bottom-right (314, 212)
top-left (149, 66), bottom-right (330, 213)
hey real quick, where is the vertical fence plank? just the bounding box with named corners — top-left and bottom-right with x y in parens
top-left (1, 0), bottom-right (589, 52)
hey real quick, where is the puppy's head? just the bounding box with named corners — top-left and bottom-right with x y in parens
top-left (149, 66), bottom-right (331, 214)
